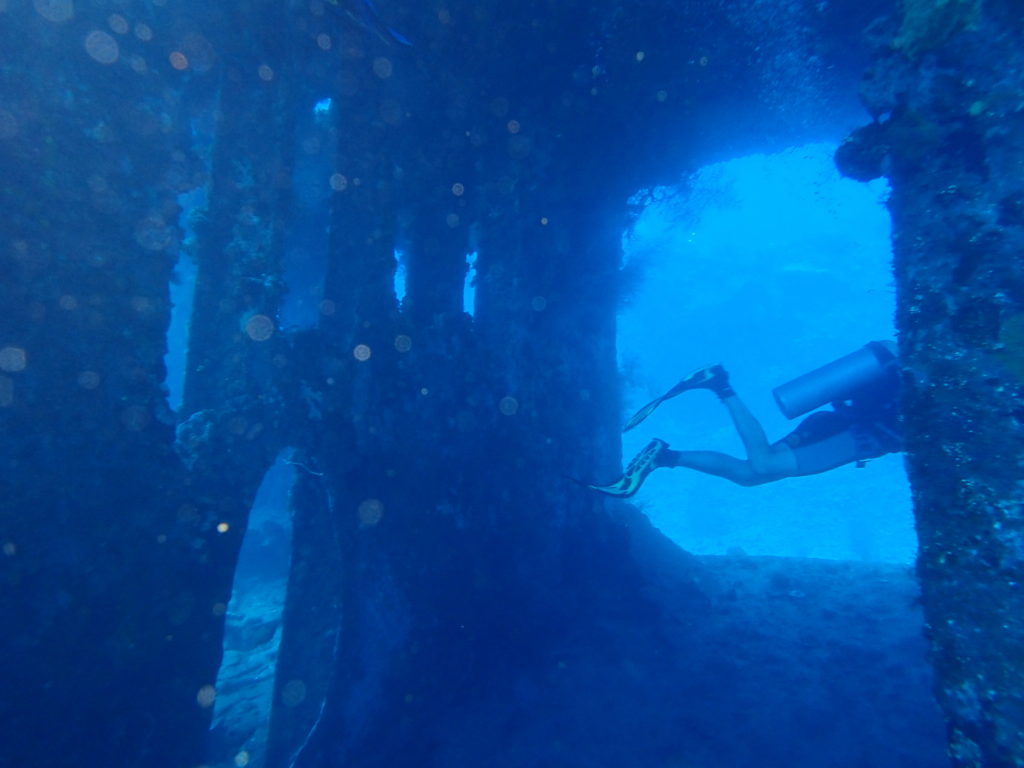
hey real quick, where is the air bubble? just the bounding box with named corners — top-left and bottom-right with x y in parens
top-left (196, 685), bottom-right (216, 708)
top-left (244, 314), bottom-right (275, 342)
top-left (0, 347), bottom-right (26, 372)
top-left (34, 0), bottom-right (72, 23)
top-left (85, 30), bottom-right (119, 64)
top-left (120, 405), bottom-right (150, 431)
top-left (135, 215), bottom-right (174, 251)
top-left (358, 498), bottom-right (384, 528)
top-left (281, 679), bottom-right (307, 707)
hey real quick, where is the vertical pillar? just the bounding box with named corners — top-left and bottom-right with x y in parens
top-left (839, 1), bottom-right (1024, 764)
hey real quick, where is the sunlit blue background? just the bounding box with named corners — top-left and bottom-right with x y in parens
top-left (619, 142), bottom-right (913, 563)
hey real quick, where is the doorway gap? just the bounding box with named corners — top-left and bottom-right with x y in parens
top-left (617, 141), bottom-right (912, 563)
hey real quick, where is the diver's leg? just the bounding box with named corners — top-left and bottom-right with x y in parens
top-left (658, 448), bottom-right (762, 486)
top-left (719, 393), bottom-right (798, 479)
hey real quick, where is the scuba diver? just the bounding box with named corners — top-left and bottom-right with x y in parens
top-left (325, 0), bottom-right (411, 46)
top-left (590, 341), bottom-right (903, 496)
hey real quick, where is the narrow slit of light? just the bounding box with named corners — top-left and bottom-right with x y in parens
top-left (393, 250), bottom-right (408, 306)
top-left (463, 251), bottom-right (477, 316)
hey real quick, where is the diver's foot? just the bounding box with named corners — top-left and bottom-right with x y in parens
top-left (667, 364), bottom-right (735, 400)
top-left (588, 438), bottom-right (669, 497)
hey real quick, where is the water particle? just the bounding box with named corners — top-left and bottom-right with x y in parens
top-left (169, 51), bottom-right (188, 70)
top-left (507, 119), bottom-right (521, 134)
top-left (329, 173), bottom-right (348, 191)
top-left (635, 50), bottom-right (645, 62)
top-left (394, 335), bottom-right (412, 352)
top-left (216, 522), bottom-right (229, 534)
top-left (490, 97), bottom-right (509, 117)
top-left (177, 504), bottom-right (198, 522)
top-left (281, 679), bottom-right (306, 707)
top-left (181, 33), bottom-right (215, 73)
top-left (499, 396), bottom-right (519, 416)
top-left (531, 296), bottom-right (547, 311)
top-left (358, 498), bottom-right (384, 528)
top-left (85, 30), bottom-right (119, 64)
top-left (120, 405), bottom-right (150, 431)
top-left (451, 182), bottom-right (464, 196)
top-left (131, 296), bottom-right (155, 314)
top-left (317, 33), bottom-right (332, 50)
top-left (244, 314), bottom-right (275, 342)
top-left (420, 387), bottom-right (429, 395)
top-left (0, 347), bottom-right (26, 372)
top-left (380, 99), bottom-right (403, 125)
top-left (34, 0), bottom-right (72, 23)
top-left (133, 22), bottom-right (152, 41)
top-left (135, 215), bottom-right (173, 251)
top-left (353, 344), bottom-right (371, 362)
top-left (372, 57), bottom-right (393, 79)
top-left (108, 13), bottom-right (127, 33)
top-left (0, 109), bottom-right (17, 139)
top-left (196, 685), bottom-right (216, 708)
top-left (234, 751), bottom-right (250, 767)
top-left (212, 602), bottom-right (226, 616)
top-left (319, 299), bottom-right (336, 315)
top-left (258, 64), bottom-right (274, 81)
top-left (2, 541), bottom-right (15, 556)
top-left (446, 213), bottom-right (460, 228)
top-left (539, 216), bottom-right (549, 226)
top-left (656, 90), bottom-right (668, 102)
top-left (77, 370), bottom-right (100, 389)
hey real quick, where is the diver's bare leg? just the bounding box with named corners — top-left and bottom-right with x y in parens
top-left (659, 449), bottom-right (761, 486)
top-left (659, 393), bottom-right (797, 484)
top-left (720, 394), bottom-right (771, 461)
top-left (720, 393), bottom-right (797, 477)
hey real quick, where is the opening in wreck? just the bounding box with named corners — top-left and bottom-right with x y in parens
top-left (620, 144), bottom-right (910, 562)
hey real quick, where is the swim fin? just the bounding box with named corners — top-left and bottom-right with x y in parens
top-left (623, 364), bottom-right (728, 432)
top-left (587, 438), bottom-right (668, 497)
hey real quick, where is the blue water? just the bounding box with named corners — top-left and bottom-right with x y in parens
top-left (619, 143), bottom-right (913, 562)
